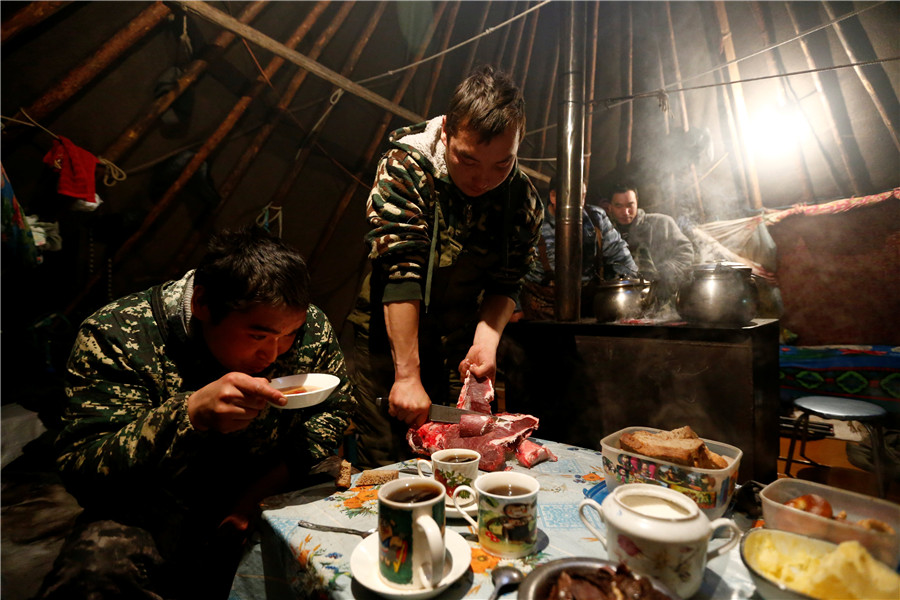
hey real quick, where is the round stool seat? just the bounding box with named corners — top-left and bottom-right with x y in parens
top-left (794, 395), bottom-right (886, 422)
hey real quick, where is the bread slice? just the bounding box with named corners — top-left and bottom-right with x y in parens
top-left (620, 431), bottom-right (705, 466)
top-left (619, 427), bottom-right (729, 469)
top-left (356, 469), bottom-right (399, 486)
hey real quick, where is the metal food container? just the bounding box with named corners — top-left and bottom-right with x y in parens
top-left (600, 426), bottom-right (742, 520)
top-left (760, 478), bottom-right (900, 567)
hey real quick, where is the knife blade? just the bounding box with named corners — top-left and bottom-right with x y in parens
top-left (373, 397), bottom-right (490, 423)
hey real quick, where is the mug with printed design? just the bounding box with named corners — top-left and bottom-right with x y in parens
top-left (416, 448), bottom-right (481, 507)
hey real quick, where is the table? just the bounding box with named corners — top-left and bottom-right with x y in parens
top-left (230, 439), bottom-right (761, 599)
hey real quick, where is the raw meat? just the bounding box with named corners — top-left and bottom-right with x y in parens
top-left (408, 413), bottom-right (540, 471)
top-left (458, 414), bottom-right (496, 437)
top-left (515, 438), bottom-right (559, 468)
top-left (457, 372), bottom-right (494, 413)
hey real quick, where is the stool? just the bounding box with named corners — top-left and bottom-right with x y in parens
top-left (783, 395), bottom-right (889, 498)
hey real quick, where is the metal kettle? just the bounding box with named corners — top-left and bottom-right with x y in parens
top-left (676, 261), bottom-right (759, 325)
top-left (592, 275), bottom-right (653, 322)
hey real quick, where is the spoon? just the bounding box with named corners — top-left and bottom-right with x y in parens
top-left (487, 565), bottom-right (525, 600)
top-left (297, 519), bottom-right (376, 537)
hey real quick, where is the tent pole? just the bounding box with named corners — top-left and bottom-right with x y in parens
top-left (14, 2), bottom-right (170, 123)
top-left (785, 3), bottom-right (863, 196)
top-left (1, 1), bottom-right (71, 45)
top-left (166, 2), bottom-right (382, 278)
top-left (665, 1), bottom-right (704, 220)
top-left (307, 2), bottom-right (450, 268)
top-left (219, 1), bottom-right (354, 200)
top-left (517, 7), bottom-right (540, 91)
top-left (64, 2), bottom-right (328, 316)
top-left (462, 2), bottom-right (492, 77)
top-left (506, 1), bottom-right (528, 77)
top-left (750, 1), bottom-right (815, 202)
top-left (103, 1), bottom-right (269, 164)
top-left (172, 0), bottom-right (421, 123)
top-left (821, 2), bottom-right (900, 153)
top-left (616, 3), bottom-right (634, 170)
top-left (423, 1), bottom-right (461, 117)
top-left (537, 42), bottom-right (560, 177)
top-left (492, 2), bottom-right (517, 68)
top-left (714, 1), bottom-right (763, 210)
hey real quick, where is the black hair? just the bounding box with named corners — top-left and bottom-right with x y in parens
top-left (445, 65), bottom-right (525, 143)
top-left (194, 225), bottom-right (310, 322)
top-left (611, 182), bottom-right (639, 201)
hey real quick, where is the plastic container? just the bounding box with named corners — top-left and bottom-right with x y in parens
top-left (600, 426), bottom-right (742, 519)
top-left (760, 478), bottom-right (899, 567)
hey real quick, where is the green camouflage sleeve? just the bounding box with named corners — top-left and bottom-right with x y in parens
top-left (288, 305), bottom-right (357, 460)
top-left (56, 300), bottom-right (200, 482)
top-left (483, 170), bottom-right (544, 301)
top-left (364, 149), bottom-right (432, 288)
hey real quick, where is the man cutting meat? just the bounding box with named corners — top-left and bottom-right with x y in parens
top-left (348, 66), bottom-right (543, 467)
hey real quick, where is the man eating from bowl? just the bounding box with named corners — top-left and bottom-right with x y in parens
top-left (39, 226), bottom-right (356, 599)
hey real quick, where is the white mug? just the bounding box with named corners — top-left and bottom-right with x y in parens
top-left (452, 471), bottom-right (540, 558)
top-left (377, 477), bottom-right (446, 590)
top-left (579, 483), bottom-right (740, 598)
top-left (416, 448), bottom-right (481, 506)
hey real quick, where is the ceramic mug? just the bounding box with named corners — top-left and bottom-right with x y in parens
top-left (579, 483), bottom-right (741, 598)
top-left (377, 477), bottom-right (446, 590)
top-left (452, 471), bottom-right (540, 558)
top-left (416, 448), bottom-right (481, 507)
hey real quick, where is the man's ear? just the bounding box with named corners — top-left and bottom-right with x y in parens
top-left (440, 115), bottom-right (448, 146)
top-left (191, 284), bottom-right (211, 322)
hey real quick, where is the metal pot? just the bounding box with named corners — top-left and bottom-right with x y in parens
top-left (592, 275), bottom-right (652, 322)
top-left (676, 261), bottom-right (759, 325)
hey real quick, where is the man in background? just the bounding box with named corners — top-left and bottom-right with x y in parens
top-left (607, 183), bottom-right (694, 307)
top-left (520, 175), bottom-right (637, 319)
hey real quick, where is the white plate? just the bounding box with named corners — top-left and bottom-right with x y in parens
top-left (350, 529), bottom-right (471, 600)
top-left (446, 497), bottom-right (478, 520)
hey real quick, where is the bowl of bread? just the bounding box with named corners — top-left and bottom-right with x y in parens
top-left (600, 426), bottom-right (742, 519)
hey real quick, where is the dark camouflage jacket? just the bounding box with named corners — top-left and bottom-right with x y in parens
top-left (55, 271), bottom-right (356, 521)
top-left (349, 117), bottom-right (543, 332)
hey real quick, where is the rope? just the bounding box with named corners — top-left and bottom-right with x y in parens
top-left (256, 203), bottom-right (283, 237)
top-left (98, 157), bottom-right (127, 187)
top-left (354, 0), bottom-right (553, 86)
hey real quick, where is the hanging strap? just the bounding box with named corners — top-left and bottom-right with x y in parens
top-left (423, 199), bottom-right (440, 313)
top-left (586, 210), bottom-right (604, 277)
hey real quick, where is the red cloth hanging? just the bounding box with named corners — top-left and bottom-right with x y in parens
top-left (42, 136), bottom-right (98, 203)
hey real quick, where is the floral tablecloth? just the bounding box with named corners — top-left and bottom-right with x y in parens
top-left (229, 439), bottom-right (759, 599)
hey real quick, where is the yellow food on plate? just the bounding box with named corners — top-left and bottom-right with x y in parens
top-left (751, 534), bottom-right (900, 599)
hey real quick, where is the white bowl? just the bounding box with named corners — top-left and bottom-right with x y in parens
top-left (269, 373), bottom-right (339, 409)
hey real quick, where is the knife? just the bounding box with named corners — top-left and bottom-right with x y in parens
top-left (373, 397), bottom-right (490, 424)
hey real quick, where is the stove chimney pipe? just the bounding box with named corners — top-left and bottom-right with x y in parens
top-left (555, 1), bottom-right (586, 321)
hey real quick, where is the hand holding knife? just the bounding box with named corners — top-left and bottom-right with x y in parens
top-left (374, 397), bottom-right (492, 424)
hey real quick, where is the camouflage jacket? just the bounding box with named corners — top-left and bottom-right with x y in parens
top-left (55, 271), bottom-right (356, 517)
top-left (349, 117), bottom-right (543, 331)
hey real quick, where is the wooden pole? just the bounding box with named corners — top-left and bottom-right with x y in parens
top-left (821, 2), bottom-right (900, 153)
top-left (538, 42), bottom-right (560, 177)
top-left (584, 2), bottom-right (600, 179)
top-left (15, 2), bottom-right (170, 122)
top-left (493, 1), bottom-right (516, 68)
top-left (750, 1), bottom-right (814, 202)
top-left (102, 1), bottom-right (270, 164)
top-left (517, 8), bottom-right (540, 90)
top-left (616, 2), bottom-right (634, 169)
top-left (714, 1), bottom-right (763, 210)
top-left (307, 2), bottom-right (450, 268)
top-left (219, 1), bottom-right (354, 200)
top-left (1, 1), bottom-right (71, 45)
top-left (462, 2), bottom-right (492, 78)
top-left (172, 0), bottom-right (422, 124)
top-left (422, 1), bottom-right (461, 117)
top-left (506, 1), bottom-right (528, 76)
top-left (785, 2), bottom-right (862, 196)
top-left (167, 2), bottom-right (384, 278)
top-left (65, 2), bottom-right (328, 316)
top-left (664, 1), bottom-right (704, 219)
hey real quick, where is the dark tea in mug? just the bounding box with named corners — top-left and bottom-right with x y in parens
top-left (385, 482), bottom-right (441, 503)
top-left (442, 454), bottom-right (477, 464)
top-left (484, 484), bottom-right (532, 497)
